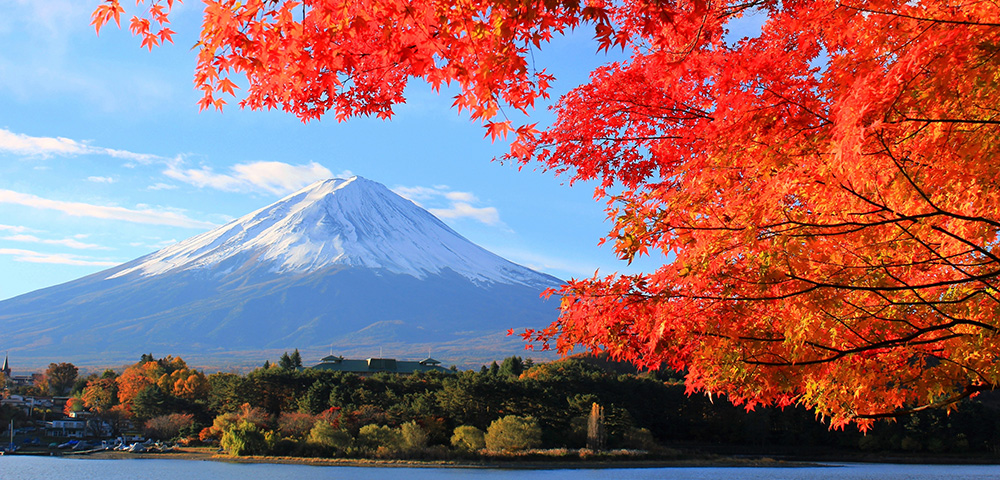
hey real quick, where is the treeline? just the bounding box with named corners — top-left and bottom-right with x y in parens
top-left (45, 354), bottom-right (1000, 458)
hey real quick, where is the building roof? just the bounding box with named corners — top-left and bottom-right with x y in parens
top-left (311, 356), bottom-right (452, 374)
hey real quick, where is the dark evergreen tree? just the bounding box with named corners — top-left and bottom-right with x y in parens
top-left (499, 356), bottom-right (524, 378)
top-left (278, 352), bottom-right (294, 370)
top-left (132, 385), bottom-right (171, 421)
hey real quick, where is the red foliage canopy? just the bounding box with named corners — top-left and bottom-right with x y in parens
top-left (94, 0), bottom-right (1000, 429)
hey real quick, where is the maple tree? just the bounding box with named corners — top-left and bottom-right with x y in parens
top-left (115, 355), bottom-right (207, 415)
top-left (94, 0), bottom-right (1000, 428)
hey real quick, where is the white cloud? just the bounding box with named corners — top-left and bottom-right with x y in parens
top-left (394, 185), bottom-right (502, 226)
top-left (2, 234), bottom-right (110, 250)
top-left (87, 176), bottom-right (115, 183)
top-left (0, 189), bottom-right (215, 229)
top-left (445, 191), bottom-right (477, 202)
top-left (0, 224), bottom-right (32, 234)
top-left (164, 161), bottom-right (334, 195)
top-left (147, 183), bottom-right (179, 191)
top-left (430, 203), bottom-right (500, 225)
top-left (393, 186), bottom-right (441, 203)
top-left (0, 128), bottom-right (161, 162)
top-left (0, 248), bottom-right (119, 267)
top-left (0, 128), bottom-right (86, 156)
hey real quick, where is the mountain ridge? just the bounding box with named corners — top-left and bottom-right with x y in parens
top-left (0, 176), bottom-right (562, 369)
top-left (110, 176), bottom-right (555, 289)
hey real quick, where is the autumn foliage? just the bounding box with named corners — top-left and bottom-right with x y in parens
top-left (93, 0), bottom-right (1000, 428)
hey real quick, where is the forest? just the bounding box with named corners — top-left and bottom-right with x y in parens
top-left (5, 353), bottom-right (1000, 459)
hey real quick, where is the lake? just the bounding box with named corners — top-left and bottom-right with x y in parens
top-left (0, 457), bottom-right (997, 480)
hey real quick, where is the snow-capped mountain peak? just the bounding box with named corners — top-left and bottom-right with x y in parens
top-left (109, 176), bottom-right (558, 288)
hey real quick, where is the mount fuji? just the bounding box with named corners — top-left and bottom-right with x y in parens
top-left (0, 177), bottom-right (563, 368)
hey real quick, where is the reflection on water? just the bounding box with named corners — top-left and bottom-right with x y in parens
top-left (0, 456), bottom-right (997, 480)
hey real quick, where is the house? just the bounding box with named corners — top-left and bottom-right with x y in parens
top-left (310, 355), bottom-right (453, 375)
top-left (48, 419), bottom-right (87, 438)
top-left (0, 395), bottom-right (55, 415)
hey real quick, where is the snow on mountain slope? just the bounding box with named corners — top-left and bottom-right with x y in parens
top-left (111, 176), bottom-right (559, 288)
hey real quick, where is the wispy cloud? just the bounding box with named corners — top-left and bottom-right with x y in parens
top-left (164, 160), bottom-right (334, 195)
top-left (0, 189), bottom-right (215, 229)
top-left (0, 128), bottom-right (161, 162)
top-left (147, 183), bottom-right (179, 191)
top-left (0, 248), bottom-right (120, 267)
top-left (2, 234), bottom-right (110, 250)
top-left (87, 176), bottom-right (115, 183)
top-left (429, 203), bottom-right (500, 225)
top-left (394, 185), bottom-right (501, 225)
top-left (0, 224), bottom-right (32, 234)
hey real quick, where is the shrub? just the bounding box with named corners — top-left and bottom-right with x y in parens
top-left (198, 426), bottom-right (218, 444)
top-left (901, 436), bottom-right (922, 452)
top-left (858, 434), bottom-right (882, 452)
top-left (278, 412), bottom-right (317, 438)
top-left (485, 416), bottom-right (542, 452)
top-left (220, 420), bottom-right (268, 456)
top-left (451, 425), bottom-right (486, 451)
top-left (307, 421), bottom-right (353, 452)
top-left (357, 424), bottom-right (404, 452)
top-left (144, 413), bottom-right (195, 440)
top-left (401, 420), bottom-right (428, 450)
top-left (204, 404), bottom-right (272, 442)
top-left (622, 427), bottom-right (657, 450)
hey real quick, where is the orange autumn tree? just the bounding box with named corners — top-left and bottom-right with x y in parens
top-left (94, 0), bottom-right (1000, 429)
top-left (116, 355), bottom-right (208, 414)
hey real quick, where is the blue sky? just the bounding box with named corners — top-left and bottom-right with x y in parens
top-left (0, 1), bottom-right (687, 301)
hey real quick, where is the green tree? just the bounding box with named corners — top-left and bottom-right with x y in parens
top-left (278, 352), bottom-right (294, 370)
top-left (44, 362), bottom-right (78, 396)
top-left (290, 349), bottom-right (303, 369)
top-left (207, 372), bottom-right (243, 414)
top-left (131, 385), bottom-right (171, 421)
top-left (450, 425), bottom-right (486, 451)
top-left (221, 420), bottom-right (268, 456)
top-left (499, 357), bottom-right (524, 378)
top-left (357, 424), bottom-right (403, 452)
top-left (298, 380), bottom-right (332, 414)
top-left (400, 420), bottom-right (428, 450)
top-left (485, 415), bottom-right (542, 452)
top-left (307, 420), bottom-right (353, 452)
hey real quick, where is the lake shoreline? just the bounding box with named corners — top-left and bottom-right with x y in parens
top-left (21, 446), bottom-right (1000, 468)
top-left (45, 447), bottom-right (823, 469)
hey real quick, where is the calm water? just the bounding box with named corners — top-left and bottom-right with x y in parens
top-left (0, 457), bottom-right (997, 480)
